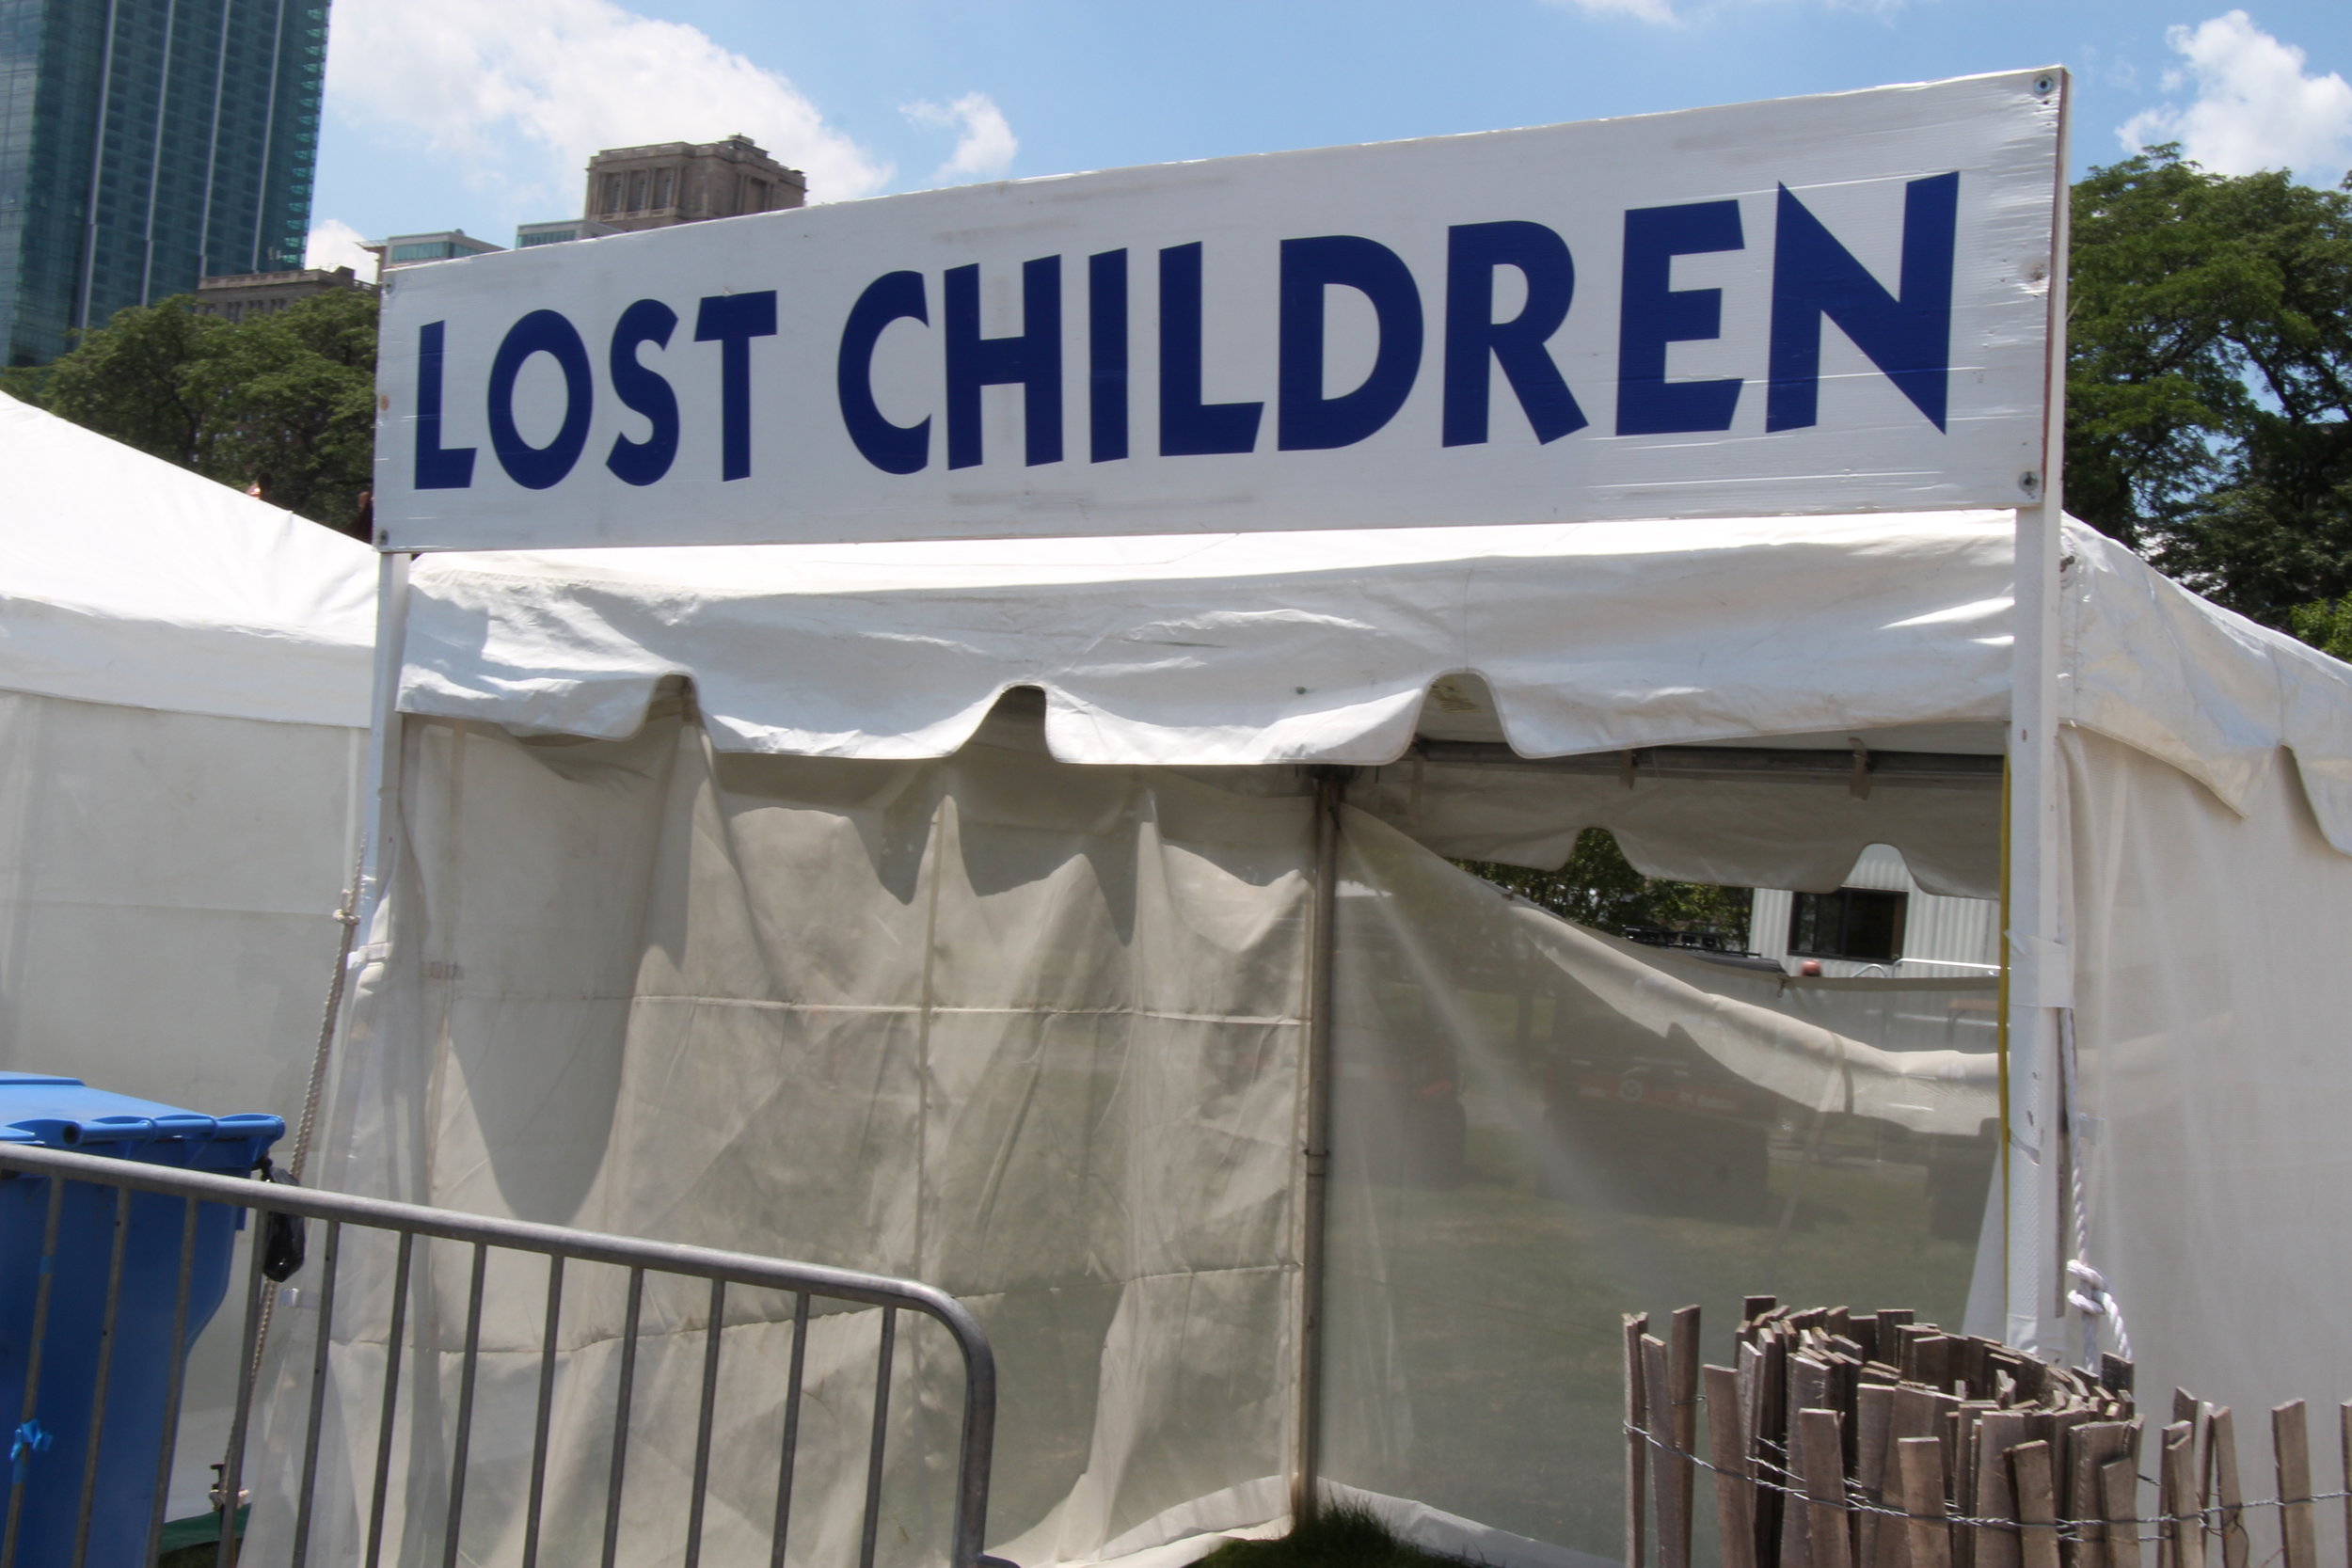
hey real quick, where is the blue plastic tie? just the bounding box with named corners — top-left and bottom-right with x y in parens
top-left (8, 1420), bottom-right (50, 1485)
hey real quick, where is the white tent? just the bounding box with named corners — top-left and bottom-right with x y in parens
top-left (277, 506), bottom-right (2352, 1568)
top-left (0, 390), bottom-right (377, 1509)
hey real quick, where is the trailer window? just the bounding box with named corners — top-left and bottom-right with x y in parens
top-left (1788, 887), bottom-right (1907, 963)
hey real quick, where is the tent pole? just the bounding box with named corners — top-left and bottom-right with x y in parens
top-left (1291, 769), bottom-right (1345, 1528)
top-left (356, 550), bottom-right (411, 944)
top-left (286, 549), bottom-right (405, 1198)
top-left (2004, 68), bottom-right (2072, 1362)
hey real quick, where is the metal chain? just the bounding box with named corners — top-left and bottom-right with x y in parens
top-left (216, 854), bottom-right (368, 1523)
top-left (290, 848), bottom-right (367, 1183)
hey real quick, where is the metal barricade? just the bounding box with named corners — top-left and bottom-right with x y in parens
top-left (0, 1141), bottom-right (1006, 1568)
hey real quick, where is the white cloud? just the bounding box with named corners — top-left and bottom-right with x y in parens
top-left (323, 0), bottom-right (891, 214)
top-left (1544, 0), bottom-right (1679, 24)
top-left (304, 217), bottom-right (376, 277)
top-left (1536, 0), bottom-right (1908, 26)
top-left (900, 93), bottom-right (1019, 184)
top-left (2119, 11), bottom-right (2352, 183)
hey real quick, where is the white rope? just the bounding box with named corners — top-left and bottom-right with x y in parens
top-left (2058, 1006), bottom-right (2132, 1365)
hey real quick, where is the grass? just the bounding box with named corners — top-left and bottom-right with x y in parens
top-left (1313, 1112), bottom-right (1980, 1560)
top-left (1200, 1506), bottom-right (1470, 1568)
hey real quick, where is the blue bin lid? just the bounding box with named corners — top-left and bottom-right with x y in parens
top-left (0, 1074), bottom-right (284, 1165)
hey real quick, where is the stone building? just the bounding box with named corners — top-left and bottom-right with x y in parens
top-left (516, 218), bottom-right (621, 249)
top-left (582, 136), bottom-right (806, 233)
top-left (194, 266), bottom-right (374, 325)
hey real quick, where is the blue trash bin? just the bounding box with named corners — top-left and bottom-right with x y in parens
top-left (0, 1074), bottom-right (283, 1566)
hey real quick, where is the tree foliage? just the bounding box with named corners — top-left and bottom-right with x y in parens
top-left (8, 291), bottom-right (378, 537)
top-left (2066, 149), bottom-right (2352, 628)
top-left (2291, 593), bottom-right (2352, 662)
top-left (1457, 829), bottom-right (1752, 947)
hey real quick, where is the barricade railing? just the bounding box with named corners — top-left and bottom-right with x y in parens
top-left (0, 1141), bottom-right (1006, 1568)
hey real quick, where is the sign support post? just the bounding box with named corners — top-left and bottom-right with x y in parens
top-left (2004, 70), bottom-right (2072, 1360)
top-left (1291, 771), bottom-right (1345, 1527)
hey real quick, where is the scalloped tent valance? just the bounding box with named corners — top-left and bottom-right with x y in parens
top-left (395, 510), bottom-right (2352, 889)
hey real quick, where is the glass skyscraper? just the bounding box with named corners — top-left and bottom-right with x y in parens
top-left (0, 0), bottom-right (326, 367)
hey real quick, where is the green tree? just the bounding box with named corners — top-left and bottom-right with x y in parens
top-left (15, 291), bottom-right (378, 537)
top-left (2066, 149), bottom-right (2352, 627)
top-left (183, 289), bottom-right (379, 532)
top-left (1457, 829), bottom-right (1751, 947)
top-left (2291, 592), bottom-right (2352, 661)
top-left (29, 295), bottom-right (224, 467)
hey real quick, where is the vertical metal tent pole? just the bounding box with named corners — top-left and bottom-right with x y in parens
top-left (275, 548), bottom-right (406, 1205)
top-left (2004, 68), bottom-right (2073, 1361)
top-left (1291, 770), bottom-right (1344, 1528)
top-left (358, 551), bottom-right (412, 942)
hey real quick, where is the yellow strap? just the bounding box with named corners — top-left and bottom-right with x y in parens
top-left (1996, 752), bottom-right (2013, 1309)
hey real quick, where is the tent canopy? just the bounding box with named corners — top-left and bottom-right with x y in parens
top-left (0, 391), bottom-right (376, 726)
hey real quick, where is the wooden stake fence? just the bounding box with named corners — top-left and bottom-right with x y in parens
top-left (1624, 1301), bottom-right (2352, 1568)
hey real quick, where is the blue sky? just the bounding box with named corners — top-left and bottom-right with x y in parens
top-left (305, 0), bottom-right (2352, 270)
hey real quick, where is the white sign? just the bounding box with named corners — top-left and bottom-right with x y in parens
top-left (374, 70), bottom-right (2063, 551)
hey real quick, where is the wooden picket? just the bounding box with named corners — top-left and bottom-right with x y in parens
top-left (1624, 1302), bottom-right (2350, 1568)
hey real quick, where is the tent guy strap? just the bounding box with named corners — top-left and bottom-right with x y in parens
top-left (371, 69), bottom-right (2064, 552)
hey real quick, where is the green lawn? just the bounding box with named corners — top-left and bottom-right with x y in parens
top-left (1319, 1117), bottom-right (1982, 1562)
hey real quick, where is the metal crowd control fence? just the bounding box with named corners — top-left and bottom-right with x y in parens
top-left (0, 1140), bottom-right (1006, 1568)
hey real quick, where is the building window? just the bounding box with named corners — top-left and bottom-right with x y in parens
top-left (747, 178), bottom-right (769, 213)
top-left (628, 170), bottom-right (648, 211)
top-left (1788, 888), bottom-right (1907, 964)
top-left (603, 174), bottom-right (623, 214)
top-left (654, 168), bottom-right (674, 208)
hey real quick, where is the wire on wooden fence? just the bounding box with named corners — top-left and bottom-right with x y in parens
top-left (1624, 1300), bottom-right (2351, 1568)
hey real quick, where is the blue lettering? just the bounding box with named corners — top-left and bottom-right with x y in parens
top-left (694, 292), bottom-right (778, 481)
top-left (837, 272), bottom-right (930, 475)
top-left (605, 299), bottom-right (679, 487)
top-left (1089, 249), bottom-right (1129, 463)
top-left (946, 257), bottom-right (1063, 469)
top-left (486, 309), bottom-right (593, 490)
top-left (1615, 200), bottom-right (1744, 436)
top-left (1158, 243), bottom-right (1263, 456)
top-left (413, 321), bottom-right (476, 490)
top-left (1441, 221), bottom-right (1585, 447)
top-left (1766, 172), bottom-right (1959, 433)
top-left (1277, 235), bottom-right (1423, 451)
